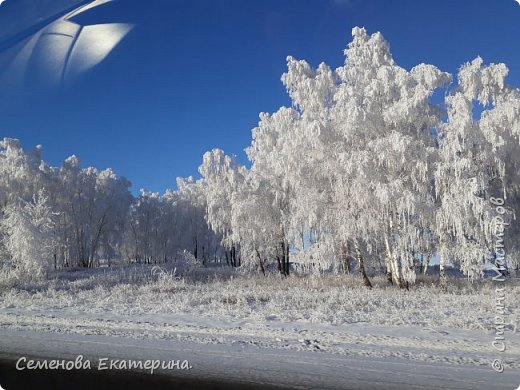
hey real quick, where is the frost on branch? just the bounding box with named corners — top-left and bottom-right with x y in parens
top-left (1, 190), bottom-right (55, 281)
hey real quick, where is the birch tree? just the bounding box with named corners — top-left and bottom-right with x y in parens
top-left (199, 149), bottom-right (246, 267)
top-left (276, 27), bottom-right (450, 287)
top-left (436, 57), bottom-right (520, 280)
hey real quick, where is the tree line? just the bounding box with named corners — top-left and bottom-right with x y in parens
top-left (1, 27), bottom-right (519, 286)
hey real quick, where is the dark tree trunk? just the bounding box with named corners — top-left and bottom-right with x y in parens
top-left (276, 256), bottom-right (283, 274)
top-left (256, 249), bottom-right (266, 276)
top-left (231, 245), bottom-right (237, 267)
top-left (354, 240), bottom-right (372, 288)
top-left (284, 240), bottom-right (290, 276)
top-left (280, 241), bottom-right (290, 276)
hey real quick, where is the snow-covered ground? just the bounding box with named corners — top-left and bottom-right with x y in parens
top-left (0, 265), bottom-right (519, 389)
top-left (0, 327), bottom-right (518, 390)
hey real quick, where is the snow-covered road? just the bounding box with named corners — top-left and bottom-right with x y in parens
top-left (0, 326), bottom-right (518, 389)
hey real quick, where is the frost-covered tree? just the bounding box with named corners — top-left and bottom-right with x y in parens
top-left (246, 107), bottom-right (302, 275)
top-left (53, 155), bottom-right (133, 267)
top-left (174, 176), bottom-right (219, 263)
top-left (265, 27), bottom-right (450, 287)
top-left (337, 28), bottom-right (450, 287)
top-left (0, 138), bottom-right (47, 206)
top-left (122, 186), bottom-right (214, 265)
top-left (0, 139), bottom-right (54, 268)
top-left (1, 190), bottom-right (55, 281)
top-left (435, 57), bottom-right (520, 280)
top-left (125, 190), bottom-right (165, 264)
top-left (199, 149), bottom-right (247, 267)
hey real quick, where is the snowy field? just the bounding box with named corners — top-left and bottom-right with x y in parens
top-left (0, 265), bottom-right (518, 389)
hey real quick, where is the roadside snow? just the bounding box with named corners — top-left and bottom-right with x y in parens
top-left (0, 267), bottom-right (518, 388)
top-left (0, 327), bottom-right (518, 390)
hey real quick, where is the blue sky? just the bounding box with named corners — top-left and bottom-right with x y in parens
top-left (0, 0), bottom-right (519, 194)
